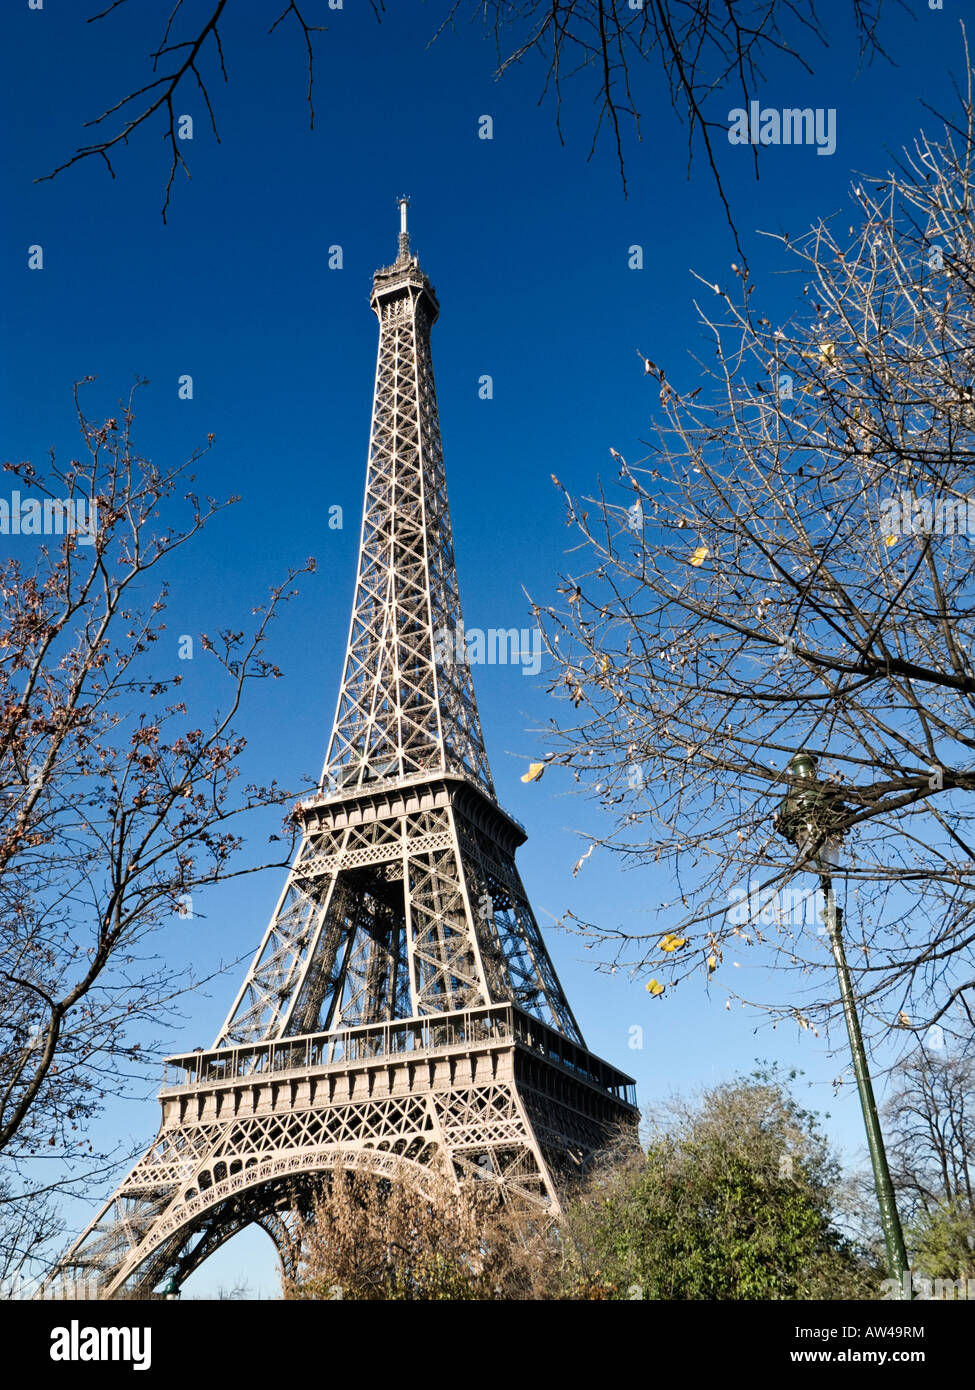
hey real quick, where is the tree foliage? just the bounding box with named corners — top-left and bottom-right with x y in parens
top-left (560, 1070), bottom-right (879, 1299)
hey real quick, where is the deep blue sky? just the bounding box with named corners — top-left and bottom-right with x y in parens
top-left (1, 2), bottom-right (967, 1295)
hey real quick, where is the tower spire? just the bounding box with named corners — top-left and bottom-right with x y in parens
top-left (397, 195), bottom-right (410, 260)
top-left (322, 201), bottom-right (492, 798)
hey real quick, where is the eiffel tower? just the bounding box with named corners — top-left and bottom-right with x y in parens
top-left (42, 202), bottom-right (637, 1300)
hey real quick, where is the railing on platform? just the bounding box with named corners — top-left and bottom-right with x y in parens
top-left (161, 1002), bottom-right (637, 1107)
top-left (302, 764), bottom-right (525, 830)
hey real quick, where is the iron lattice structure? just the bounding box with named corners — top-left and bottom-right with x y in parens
top-left (41, 206), bottom-right (637, 1300)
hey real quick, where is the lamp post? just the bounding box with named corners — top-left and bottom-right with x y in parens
top-left (773, 749), bottom-right (909, 1294)
top-left (159, 1275), bottom-right (181, 1301)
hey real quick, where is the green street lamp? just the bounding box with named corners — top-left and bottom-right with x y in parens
top-left (774, 749), bottom-right (909, 1295)
top-left (159, 1275), bottom-right (181, 1301)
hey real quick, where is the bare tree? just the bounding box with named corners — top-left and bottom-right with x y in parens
top-left (445, 0), bottom-right (888, 233)
top-left (0, 378), bottom-right (311, 1277)
top-left (0, 1175), bottom-right (62, 1296)
top-left (844, 1045), bottom-right (974, 1277)
top-left (37, 0), bottom-right (375, 221)
top-left (39, 1), bottom-right (888, 238)
top-left (885, 1048), bottom-right (973, 1219)
top-left (283, 1156), bottom-right (557, 1300)
top-left (530, 54), bottom-right (975, 1051)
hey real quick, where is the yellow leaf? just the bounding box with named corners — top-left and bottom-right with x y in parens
top-left (600, 655), bottom-right (610, 675)
top-left (659, 934), bottom-right (687, 953)
top-left (707, 954), bottom-right (718, 972)
top-left (690, 545), bottom-right (709, 567)
top-left (646, 978), bottom-right (665, 996)
top-left (884, 535), bottom-right (898, 547)
top-left (521, 761), bottom-right (546, 783)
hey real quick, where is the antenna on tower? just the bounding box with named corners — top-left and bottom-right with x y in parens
top-left (397, 195), bottom-right (410, 259)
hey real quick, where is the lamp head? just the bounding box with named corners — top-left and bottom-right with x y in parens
top-left (786, 749), bottom-right (818, 780)
top-left (773, 748), bottom-right (847, 860)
